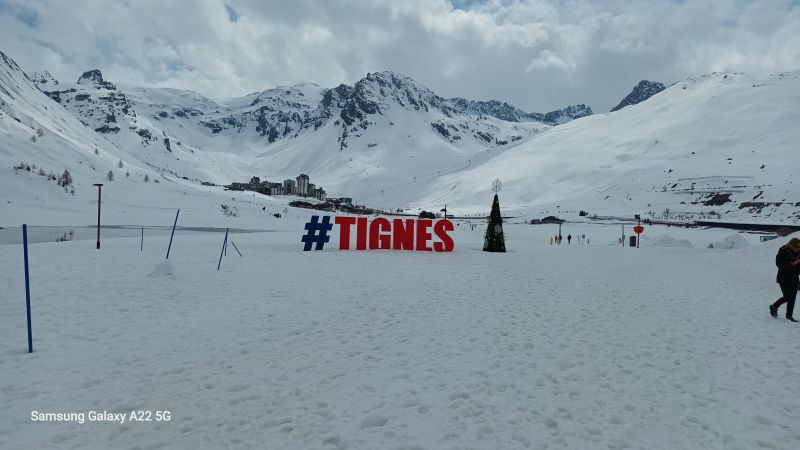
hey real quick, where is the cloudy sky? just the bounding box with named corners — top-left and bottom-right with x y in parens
top-left (1, 0), bottom-right (799, 112)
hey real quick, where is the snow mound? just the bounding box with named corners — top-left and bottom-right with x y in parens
top-left (708, 233), bottom-right (751, 249)
top-left (647, 234), bottom-right (693, 248)
top-left (148, 260), bottom-right (176, 278)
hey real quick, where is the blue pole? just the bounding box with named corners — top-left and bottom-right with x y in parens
top-left (140, 227), bottom-right (144, 251)
top-left (166, 209), bottom-right (180, 260)
top-left (217, 228), bottom-right (229, 271)
top-left (230, 241), bottom-right (243, 257)
top-left (22, 224), bottom-right (33, 353)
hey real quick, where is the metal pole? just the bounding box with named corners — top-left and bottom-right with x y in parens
top-left (217, 228), bottom-right (229, 270)
top-left (637, 216), bottom-right (641, 248)
top-left (140, 227), bottom-right (144, 251)
top-left (166, 209), bottom-right (180, 260)
top-left (97, 186), bottom-right (101, 249)
top-left (93, 183), bottom-right (103, 249)
top-left (23, 224), bottom-right (33, 353)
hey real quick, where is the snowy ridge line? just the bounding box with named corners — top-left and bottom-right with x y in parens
top-left (672, 190), bottom-right (746, 194)
top-left (573, 215), bottom-right (799, 233)
top-left (676, 175), bottom-right (754, 181)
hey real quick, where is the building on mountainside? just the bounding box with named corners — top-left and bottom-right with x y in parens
top-left (541, 216), bottom-right (564, 224)
top-left (283, 179), bottom-right (296, 195)
top-left (266, 182), bottom-right (283, 195)
top-left (296, 174), bottom-right (309, 196)
top-left (225, 174), bottom-right (327, 200)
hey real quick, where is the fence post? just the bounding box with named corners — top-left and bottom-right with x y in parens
top-left (166, 209), bottom-right (180, 260)
top-left (217, 228), bottom-right (229, 271)
top-left (22, 224), bottom-right (33, 353)
top-left (230, 241), bottom-right (243, 257)
top-left (140, 227), bottom-right (144, 251)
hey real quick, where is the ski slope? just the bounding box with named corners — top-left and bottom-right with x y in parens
top-left (422, 72), bottom-right (800, 222)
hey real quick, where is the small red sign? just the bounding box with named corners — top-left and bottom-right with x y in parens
top-left (633, 225), bottom-right (644, 235)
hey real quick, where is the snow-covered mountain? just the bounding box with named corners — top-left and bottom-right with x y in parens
top-left (31, 68), bottom-right (234, 182)
top-left (0, 51), bottom-right (219, 226)
top-left (610, 80), bottom-right (666, 112)
top-left (30, 68), bottom-right (560, 187)
top-left (2, 47), bottom-right (799, 226)
top-left (446, 98), bottom-right (592, 125)
top-left (422, 72), bottom-right (800, 223)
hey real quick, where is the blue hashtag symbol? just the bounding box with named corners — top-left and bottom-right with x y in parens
top-left (301, 215), bottom-right (333, 251)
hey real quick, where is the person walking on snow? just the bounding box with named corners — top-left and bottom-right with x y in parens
top-left (769, 238), bottom-right (800, 322)
top-left (567, 234), bottom-right (572, 245)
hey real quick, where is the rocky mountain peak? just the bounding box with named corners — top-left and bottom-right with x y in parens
top-left (447, 98), bottom-right (592, 126)
top-left (0, 51), bottom-right (23, 73)
top-left (542, 104), bottom-right (593, 125)
top-left (30, 71), bottom-right (59, 87)
top-left (447, 98), bottom-right (527, 122)
top-left (328, 71), bottom-right (445, 127)
top-left (610, 80), bottom-right (666, 112)
top-left (77, 69), bottom-right (116, 90)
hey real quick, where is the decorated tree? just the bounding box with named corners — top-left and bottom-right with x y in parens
top-left (483, 179), bottom-right (506, 253)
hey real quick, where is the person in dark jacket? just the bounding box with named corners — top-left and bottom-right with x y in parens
top-left (769, 238), bottom-right (800, 321)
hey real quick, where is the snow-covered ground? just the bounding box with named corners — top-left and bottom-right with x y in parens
top-left (2, 217), bottom-right (798, 450)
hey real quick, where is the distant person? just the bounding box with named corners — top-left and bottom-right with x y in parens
top-left (769, 238), bottom-right (800, 322)
top-left (567, 234), bottom-right (572, 245)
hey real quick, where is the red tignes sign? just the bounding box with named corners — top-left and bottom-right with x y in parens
top-left (335, 217), bottom-right (454, 252)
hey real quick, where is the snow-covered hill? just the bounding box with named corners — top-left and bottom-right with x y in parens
top-left (422, 71), bottom-right (800, 224)
top-left (0, 51), bottom-right (283, 227)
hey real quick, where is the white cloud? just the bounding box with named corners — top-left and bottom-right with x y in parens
top-left (526, 49), bottom-right (573, 71)
top-left (0, 0), bottom-right (798, 111)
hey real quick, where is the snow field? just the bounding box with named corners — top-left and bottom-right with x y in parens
top-left (0, 224), bottom-right (798, 449)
